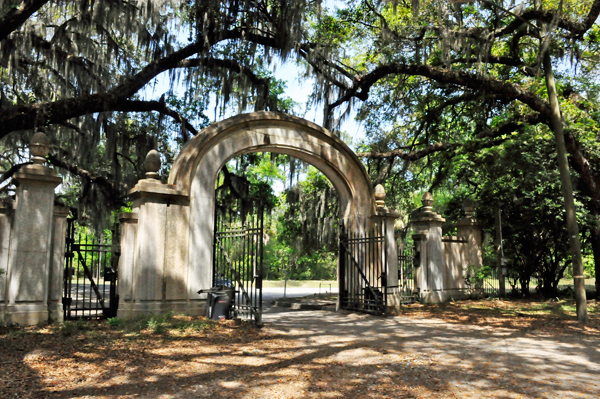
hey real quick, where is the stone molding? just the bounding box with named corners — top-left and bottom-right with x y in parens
top-left (129, 179), bottom-right (189, 206)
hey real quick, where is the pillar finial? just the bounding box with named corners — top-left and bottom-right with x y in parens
top-left (463, 198), bottom-right (475, 218)
top-left (144, 149), bottom-right (161, 179)
top-left (421, 192), bottom-right (433, 211)
top-left (374, 184), bottom-right (386, 208)
top-left (30, 132), bottom-right (50, 165)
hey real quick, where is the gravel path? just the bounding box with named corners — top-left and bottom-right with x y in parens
top-left (260, 307), bottom-right (600, 398)
top-left (3, 304), bottom-right (599, 398)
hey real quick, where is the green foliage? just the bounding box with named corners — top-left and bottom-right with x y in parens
top-left (107, 313), bottom-right (216, 335)
top-left (59, 319), bottom-right (91, 337)
top-left (441, 126), bottom-right (596, 297)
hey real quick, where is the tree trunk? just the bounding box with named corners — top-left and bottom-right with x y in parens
top-left (495, 206), bottom-right (506, 297)
top-left (590, 214), bottom-right (600, 298)
top-left (543, 53), bottom-right (588, 323)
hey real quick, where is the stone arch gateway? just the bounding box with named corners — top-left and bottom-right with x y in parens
top-left (117, 112), bottom-right (399, 318)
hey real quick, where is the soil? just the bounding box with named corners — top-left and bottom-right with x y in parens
top-left (1, 298), bottom-right (599, 398)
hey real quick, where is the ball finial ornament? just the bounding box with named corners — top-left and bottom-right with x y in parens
top-left (374, 184), bottom-right (386, 208)
top-left (30, 132), bottom-right (50, 165)
top-left (144, 149), bottom-right (161, 179)
top-left (463, 198), bottom-right (475, 218)
top-left (421, 192), bottom-right (434, 210)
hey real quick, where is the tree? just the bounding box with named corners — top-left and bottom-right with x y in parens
top-left (300, 0), bottom-right (600, 321)
top-left (0, 0), bottom-right (310, 225)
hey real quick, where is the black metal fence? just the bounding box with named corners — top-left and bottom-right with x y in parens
top-left (466, 267), bottom-right (500, 297)
top-left (213, 210), bottom-right (264, 324)
top-left (397, 248), bottom-right (418, 303)
top-left (339, 224), bottom-right (386, 315)
top-left (63, 218), bottom-right (119, 320)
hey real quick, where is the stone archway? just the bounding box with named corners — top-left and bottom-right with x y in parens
top-left (117, 112), bottom-right (398, 318)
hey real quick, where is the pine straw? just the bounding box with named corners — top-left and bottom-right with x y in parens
top-left (0, 299), bottom-right (598, 398)
top-left (395, 297), bottom-right (600, 336)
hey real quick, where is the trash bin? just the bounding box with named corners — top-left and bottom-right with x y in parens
top-left (208, 289), bottom-right (234, 320)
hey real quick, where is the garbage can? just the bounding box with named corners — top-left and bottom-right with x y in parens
top-left (208, 289), bottom-right (234, 320)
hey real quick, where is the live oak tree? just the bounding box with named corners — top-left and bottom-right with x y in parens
top-left (0, 0), bottom-right (313, 224)
top-left (2, 0), bottom-right (600, 319)
top-left (298, 0), bottom-right (600, 322)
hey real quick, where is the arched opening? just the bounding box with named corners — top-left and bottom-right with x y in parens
top-left (119, 112), bottom-right (398, 320)
top-left (212, 152), bottom-right (342, 321)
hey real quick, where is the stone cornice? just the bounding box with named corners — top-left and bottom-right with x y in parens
top-left (129, 179), bottom-right (189, 206)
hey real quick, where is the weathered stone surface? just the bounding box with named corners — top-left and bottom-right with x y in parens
top-left (0, 202), bottom-right (12, 314)
top-left (164, 204), bottom-right (189, 300)
top-left (48, 206), bottom-right (69, 322)
top-left (135, 201), bottom-right (167, 301)
top-left (5, 165), bottom-right (61, 325)
top-left (411, 193), bottom-right (447, 303)
top-left (118, 212), bottom-right (138, 302)
top-left (124, 112), bottom-right (399, 318)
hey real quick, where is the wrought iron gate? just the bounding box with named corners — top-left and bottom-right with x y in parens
top-left (398, 247), bottom-right (418, 303)
top-left (213, 209), bottom-right (264, 324)
top-left (63, 217), bottom-right (120, 320)
top-left (339, 224), bottom-right (387, 315)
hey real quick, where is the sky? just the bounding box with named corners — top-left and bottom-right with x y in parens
top-left (143, 60), bottom-right (366, 151)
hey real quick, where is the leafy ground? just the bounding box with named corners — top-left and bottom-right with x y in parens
top-left (0, 298), bottom-right (599, 398)
top-left (398, 297), bottom-right (600, 336)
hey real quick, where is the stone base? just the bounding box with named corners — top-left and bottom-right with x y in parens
top-left (48, 302), bottom-right (64, 323)
top-left (118, 300), bottom-right (207, 319)
top-left (420, 289), bottom-right (471, 303)
top-left (5, 303), bottom-right (49, 325)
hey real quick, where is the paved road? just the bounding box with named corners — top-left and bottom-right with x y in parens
top-left (261, 286), bottom-right (338, 304)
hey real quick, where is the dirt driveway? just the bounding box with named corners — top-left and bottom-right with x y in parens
top-left (2, 302), bottom-right (599, 398)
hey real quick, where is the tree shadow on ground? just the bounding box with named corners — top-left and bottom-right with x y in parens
top-left (1, 306), bottom-right (599, 398)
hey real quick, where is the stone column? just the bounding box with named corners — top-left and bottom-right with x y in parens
top-left (0, 200), bottom-right (13, 319)
top-left (117, 212), bottom-right (138, 304)
top-left (456, 198), bottom-right (483, 278)
top-left (48, 205), bottom-right (69, 322)
top-left (119, 150), bottom-right (192, 319)
top-left (411, 192), bottom-right (447, 303)
top-left (6, 133), bottom-right (62, 325)
top-left (371, 185), bottom-right (401, 309)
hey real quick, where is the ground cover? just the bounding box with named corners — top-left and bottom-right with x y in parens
top-left (0, 298), bottom-right (598, 398)
top-left (397, 297), bottom-right (600, 336)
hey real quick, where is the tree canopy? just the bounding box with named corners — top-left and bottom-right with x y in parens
top-left (2, 0), bottom-right (600, 307)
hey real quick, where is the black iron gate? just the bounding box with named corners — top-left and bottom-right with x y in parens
top-left (397, 248), bottom-right (418, 303)
top-left (339, 224), bottom-right (387, 315)
top-left (213, 209), bottom-right (264, 324)
top-left (63, 218), bottom-right (120, 320)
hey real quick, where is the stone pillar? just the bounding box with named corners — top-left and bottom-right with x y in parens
top-left (0, 200), bottom-right (13, 319)
top-left (372, 184), bottom-right (401, 309)
top-left (411, 192), bottom-right (447, 303)
top-left (456, 199), bottom-right (483, 277)
top-left (48, 205), bottom-right (69, 322)
top-left (119, 150), bottom-right (192, 319)
top-left (6, 132), bottom-right (62, 325)
top-left (117, 212), bottom-right (138, 304)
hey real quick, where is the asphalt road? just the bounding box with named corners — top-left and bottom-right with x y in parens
top-left (261, 286), bottom-right (338, 304)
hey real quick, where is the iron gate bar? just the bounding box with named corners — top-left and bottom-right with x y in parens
top-left (63, 217), bottom-right (119, 320)
top-left (212, 207), bottom-right (264, 324)
top-left (214, 234), bottom-right (256, 316)
top-left (339, 224), bottom-right (386, 315)
top-left (73, 244), bottom-right (107, 307)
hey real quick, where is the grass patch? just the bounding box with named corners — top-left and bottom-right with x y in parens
top-left (106, 312), bottom-right (218, 335)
